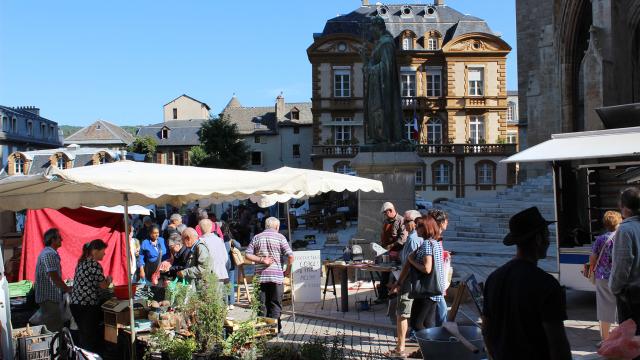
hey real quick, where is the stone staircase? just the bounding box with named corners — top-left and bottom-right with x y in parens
top-left (436, 175), bottom-right (559, 281)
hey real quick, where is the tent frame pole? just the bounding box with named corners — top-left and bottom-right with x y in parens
top-left (286, 203), bottom-right (296, 334)
top-left (123, 194), bottom-right (136, 359)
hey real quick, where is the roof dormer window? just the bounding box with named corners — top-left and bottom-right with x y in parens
top-left (161, 127), bottom-right (170, 139)
top-left (9, 152), bottom-right (29, 175)
top-left (401, 5), bottom-right (413, 17)
top-left (50, 152), bottom-right (69, 169)
top-left (425, 6), bottom-right (436, 16)
top-left (291, 109), bottom-right (300, 120)
top-left (401, 31), bottom-right (416, 50)
top-left (376, 4), bottom-right (389, 17)
top-left (92, 151), bottom-right (112, 165)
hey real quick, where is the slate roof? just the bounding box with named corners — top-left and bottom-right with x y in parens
top-left (136, 119), bottom-right (206, 147)
top-left (1, 146), bottom-right (122, 176)
top-left (220, 97), bottom-right (313, 135)
top-left (318, 3), bottom-right (494, 48)
top-left (64, 120), bottom-right (135, 146)
top-left (164, 94), bottom-right (211, 111)
top-left (0, 105), bottom-right (58, 126)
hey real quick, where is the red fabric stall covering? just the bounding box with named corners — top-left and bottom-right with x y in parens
top-left (19, 207), bottom-right (129, 286)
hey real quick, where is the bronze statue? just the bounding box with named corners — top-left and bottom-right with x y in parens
top-left (361, 16), bottom-right (404, 144)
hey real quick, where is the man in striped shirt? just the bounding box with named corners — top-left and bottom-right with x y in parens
top-left (245, 217), bottom-right (294, 332)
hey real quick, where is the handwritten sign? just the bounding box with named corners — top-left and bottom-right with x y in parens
top-left (291, 250), bottom-right (321, 303)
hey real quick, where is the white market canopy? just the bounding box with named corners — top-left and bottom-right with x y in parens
top-left (0, 162), bottom-right (384, 211)
top-left (87, 205), bottom-right (151, 215)
top-left (502, 126), bottom-right (640, 163)
top-left (252, 166), bottom-right (384, 207)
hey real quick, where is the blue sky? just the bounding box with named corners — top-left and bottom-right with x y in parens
top-left (0, 0), bottom-right (517, 126)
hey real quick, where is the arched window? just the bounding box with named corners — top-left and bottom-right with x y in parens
top-left (9, 153), bottom-right (28, 175)
top-left (93, 151), bottom-right (113, 165)
top-left (431, 160), bottom-right (453, 191)
top-left (400, 31), bottom-right (416, 50)
top-left (424, 30), bottom-right (442, 50)
top-left (427, 118), bottom-right (442, 144)
top-left (475, 160), bottom-right (496, 190)
top-left (50, 152), bottom-right (70, 169)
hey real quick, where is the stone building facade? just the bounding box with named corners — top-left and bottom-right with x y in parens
top-left (516, 0), bottom-right (640, 177)
top-left (137, 94), bottom-right (213, 166)
top-left (0, 105), bottom-right (62, 171)
top-left (163, 94), bottom-right (211, 122)
top-left (220, 95), bottom-right (313, 171)
top-left (308, 1), bottom-right (517, 201)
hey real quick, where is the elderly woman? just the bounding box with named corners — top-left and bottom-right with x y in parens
top-left (159, 232), bottom-right (192, 279)
top-left (138, 225), bottom-right (168, 284)
top-left (590, 210), bottom-right (623, 342)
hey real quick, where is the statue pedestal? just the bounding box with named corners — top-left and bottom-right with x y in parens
top-left (351, 151), bottom-right (423, 245)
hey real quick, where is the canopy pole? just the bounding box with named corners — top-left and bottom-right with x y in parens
top-left (122, 194), bottom-right (136, 359)
top-left (286, 203), bottom-right (296, 334)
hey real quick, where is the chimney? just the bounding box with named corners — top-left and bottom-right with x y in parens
top-left (275, 93), bottom-right (285, 120)
top-left (362, 0), bottom-right (369, 5)
top-left (20, 106), bottom-right (40, 116)
top-left (435, 0), bottom-right (444, 5)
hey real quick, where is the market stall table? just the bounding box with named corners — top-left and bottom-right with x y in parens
top-left (322, 262), bottom-right (396, 312)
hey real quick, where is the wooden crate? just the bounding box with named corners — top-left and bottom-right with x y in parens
top-left (255, 317), bottom-right (277, 337)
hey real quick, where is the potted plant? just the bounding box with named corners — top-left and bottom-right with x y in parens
top-left (186, 272), bottom-right (228, 359)
top-left (221, 275), bottom-right (263, 359)
top-left (147, 331), bottom-right (198, 360)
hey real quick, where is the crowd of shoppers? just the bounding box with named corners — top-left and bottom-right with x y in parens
top-left (372, 201), bottom-right (452, 358)
top-left (33, 204), bottom-right (267, 353)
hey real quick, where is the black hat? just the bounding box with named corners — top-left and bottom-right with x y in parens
top-left (503, 207), bottom-right (555, 246)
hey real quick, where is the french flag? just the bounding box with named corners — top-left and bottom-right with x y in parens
top-left (411, 115), bottom-right (420, 141)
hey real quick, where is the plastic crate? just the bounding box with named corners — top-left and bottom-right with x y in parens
top-left (14, 325), bottom-right (54, 360)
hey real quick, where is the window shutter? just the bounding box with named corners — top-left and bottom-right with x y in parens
top-left (468, 69), bottom-right (482, 81)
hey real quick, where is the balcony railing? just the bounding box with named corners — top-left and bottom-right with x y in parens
top-left (312, 145), bottom-right (360, 158)
top-left (415, 143), bottom-right (517, 156)
top-left (312, 143), bottom-right (516, 158)
top-left (466, 98), bottom-right (487, 107)
top-left (401, 97), bottom-right (446, 110)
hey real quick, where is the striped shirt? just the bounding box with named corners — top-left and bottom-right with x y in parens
top-left (35, 247), bottom-right (63, 304)
top-left (415, 239), bottom-right (445, 302)
top-left (246, 229), bottom-right (293, 284)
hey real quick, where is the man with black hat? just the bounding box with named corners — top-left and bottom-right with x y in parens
top-left (482, 207), bottom-right (571, 360)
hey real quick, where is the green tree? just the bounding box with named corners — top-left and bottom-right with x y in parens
top-left (191, 117), bottom-right (250, 170)
top-left (127, 136), bottom-right (158, 161)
